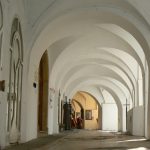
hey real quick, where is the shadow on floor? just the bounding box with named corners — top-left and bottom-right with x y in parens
top-left (87, 147), bottom-right (127, 150)
top-left (4, 134), bottom-right (64, 150)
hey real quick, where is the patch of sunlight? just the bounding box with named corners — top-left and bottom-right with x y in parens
top-left (99, 130), bottom-right (116, 133)
top-left (117, 138), bottom-right (146, 143)
top-left (128, 147), bottom-right (148, 150)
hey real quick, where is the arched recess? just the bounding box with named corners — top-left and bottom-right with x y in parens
top-left (76, 86), bottom-right (105, 105)
top-left (68, 80), bottom-right (123, 131)
top-left (7, 18), bottom-right (23, 143)
top-left (81, 91), bottom-right (102, 130)
top-left (82, 87), bottom-right (119, 131)
top-left (38, 50), bottom-right (49, 136)
top-left (71, 91), bottom-right (102, 130)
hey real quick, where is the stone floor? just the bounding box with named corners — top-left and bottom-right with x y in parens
top-left (5, 130), bottom-right (150, 150)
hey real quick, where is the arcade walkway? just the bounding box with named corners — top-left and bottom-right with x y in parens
top-left (5, 130), bottom-right (150, 150)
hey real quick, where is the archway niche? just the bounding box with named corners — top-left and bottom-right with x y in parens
top-left (71, 91), bottom-right (102, 130)
top-left (38, 50), bottom-right (49, 136)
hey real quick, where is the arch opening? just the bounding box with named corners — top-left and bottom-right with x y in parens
top-left (70, 91), bottom-right (102, 130)
top-left (38, 50), bottom-right (49, 137)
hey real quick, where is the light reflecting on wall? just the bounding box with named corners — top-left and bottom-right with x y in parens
top-left (117, 138), bottom-right (146, 143)
top-left (128, 147), bottom-right (148, 150)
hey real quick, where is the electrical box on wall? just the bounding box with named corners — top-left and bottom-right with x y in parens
top-left (33, 82), bottom-right (37, 88)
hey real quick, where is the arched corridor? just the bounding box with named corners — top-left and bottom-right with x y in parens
top-left (1, 0), bottom-right (150, 149)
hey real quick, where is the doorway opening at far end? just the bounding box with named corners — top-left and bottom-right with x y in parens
top-left (38, 50), bottom-right (49, 137)
top-left (71, 91), bottom-right (102, 130)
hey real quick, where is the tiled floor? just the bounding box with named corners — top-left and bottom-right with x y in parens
top-left (5, 130), bottom-right (150, 150)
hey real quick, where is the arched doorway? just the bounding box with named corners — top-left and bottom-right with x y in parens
top-left (71, 91), bottom-right (102, 130)
top-left (83, 92), bottom-right (102, 130)
top-left (38, 50), bottom-right (49, 136)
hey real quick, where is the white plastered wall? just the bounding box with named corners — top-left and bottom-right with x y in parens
top-left (0, 0), bottom-right (27, 148)
top-left (102, 104), bottom-right (118, 131)
top-left (127, 106), bottom-right (144, 136)
top-left (3, 0), bottom-right (149, 147)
